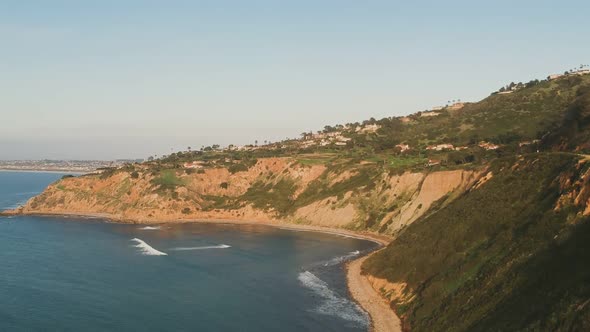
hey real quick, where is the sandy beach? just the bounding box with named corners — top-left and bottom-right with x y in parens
top-left (347, 253), bottom-right (402, 332)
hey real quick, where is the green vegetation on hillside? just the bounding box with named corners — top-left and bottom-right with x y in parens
top-left (141, 74), bottom-right (590, 174)
top-left (363, 153), bottom-right (590, 331)
top-left (151, 169), bottom-right (184, 191)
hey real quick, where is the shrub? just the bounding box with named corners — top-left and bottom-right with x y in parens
top-left (151, 170), bottom-right (184, 191)
top-left (228, 163), bottom-right (249, 174)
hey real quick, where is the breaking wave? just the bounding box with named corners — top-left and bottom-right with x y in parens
top-left (139, 226), bottom-right (160, 230)
top-left (322, 250), bottom-right (361, 267)
top-left (170, 244), bottom-right (231, 251)
top-left (298, 271), bottom-right (368, 326)
top-left (13, 191), bottom-right (41, 196)
top-left (1, 196), bottom-right (31, 210)
top-left (131, 238), bottom-right (167, 256)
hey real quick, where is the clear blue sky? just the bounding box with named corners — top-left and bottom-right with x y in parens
top-left (1, 0), bottom-right (589, 160)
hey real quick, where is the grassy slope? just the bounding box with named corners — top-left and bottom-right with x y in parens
top-left (363, 153), bottom-right (590, 331)
top-left (355, 75), bottom-right (588, 154)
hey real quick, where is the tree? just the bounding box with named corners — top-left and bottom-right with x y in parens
top-left (254, 140), bottom-right (258, 146)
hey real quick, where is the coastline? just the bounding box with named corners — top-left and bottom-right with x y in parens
top-left (347, 252), bottom-right (402, 332)
top-left (0, 169), bottom-right (88, 174)
top-left (1, 210), bottom-right (392, 245)
top-left (2, 210), bottom-right (399, 330)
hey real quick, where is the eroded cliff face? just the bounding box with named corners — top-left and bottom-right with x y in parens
top-left (10, 157), bottom-right (481, 235)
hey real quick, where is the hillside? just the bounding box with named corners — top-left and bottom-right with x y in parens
top-left (4, 71), bottom-right (590, 331)
top-left (363, 153), bottom-right (590, 331)
top-left (152, 73), bottom-right (590, 174)
top-left (10, 157), bottom-right (479, 236)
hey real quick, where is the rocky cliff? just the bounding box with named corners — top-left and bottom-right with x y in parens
top-left (8, 157), bottom-right (480, 236)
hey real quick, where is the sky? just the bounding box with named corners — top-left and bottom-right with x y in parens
top-left (1, 0), bottom-right (589, 160)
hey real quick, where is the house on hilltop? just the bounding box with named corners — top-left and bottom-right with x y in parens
top-left (479, 142), bottom-right (500, 150)
top-left (427, 159), bottom-right (441, 167)
top-left (448, 102), bottom-right (465, 110)
top-left (396, 144), bottom-right (411, 152)
top-left (184, 161), bottom-right (205, 169)
top-left (426, 144), bottom-right (454, 151)
top-left (356, 124), bottom-right (380, 133)
top-left (420, 111), bottom-right (441, 117)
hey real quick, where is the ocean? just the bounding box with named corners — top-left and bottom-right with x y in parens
top-left (0, 171), bottom-right (377, 331)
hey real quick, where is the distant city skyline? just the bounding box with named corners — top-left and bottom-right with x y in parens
top-left (1, 1), bottom-right (589, 160)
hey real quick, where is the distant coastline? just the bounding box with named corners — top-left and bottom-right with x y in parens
top-left (0, 159), bottom-right (137, 175)
top-left (0, 168), bottom-right (87, 174)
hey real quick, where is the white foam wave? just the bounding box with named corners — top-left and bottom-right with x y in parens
top-left (170, 244), bottom-right (231, 251)
top-left (139, 226), bottom-right (160, 230)
top-left (338, 234), bottom-right (356, 239)
top-left (131, 238), bottom-right (167, 256)
top-left (2, 198), bottom-right (30, 210)
top-left (298, 271), bottom-right (368, 326)
top-left (13, 191), bottom-right (41, 196)
top-left (322, 250), bottom-right (361, 267)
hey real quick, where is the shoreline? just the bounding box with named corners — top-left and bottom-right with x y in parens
top-left (0, 169), bottom-right (88, 174)
top-left (347, 252), bottom-right (402, 332)
top-left (1, 211), bottom-right (393, 245)
top-left (2, 210), bottom-right (399, 330)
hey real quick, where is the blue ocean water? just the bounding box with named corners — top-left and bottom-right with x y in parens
top-left (0, 171), bottom-right (377, 331)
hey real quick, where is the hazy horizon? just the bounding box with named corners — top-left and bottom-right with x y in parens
top-left (2, 0), bottom-right (589, 160)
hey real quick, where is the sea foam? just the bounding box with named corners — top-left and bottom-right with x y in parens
top-left (131, 238), bottom-right (167, 256)
top-left (322, 250), bottom-right (361, 267)
top-left (170, 244), bottom-right (231, 251)
top-left (139, 226), bottom-right (161, 230)
top-left (298, 271), bottom-right (368, 326)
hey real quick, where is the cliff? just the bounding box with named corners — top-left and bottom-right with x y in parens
top-left (7, 157), bottom-right (480, 236)
top-left (363, 153), bottom-right (590, 331)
